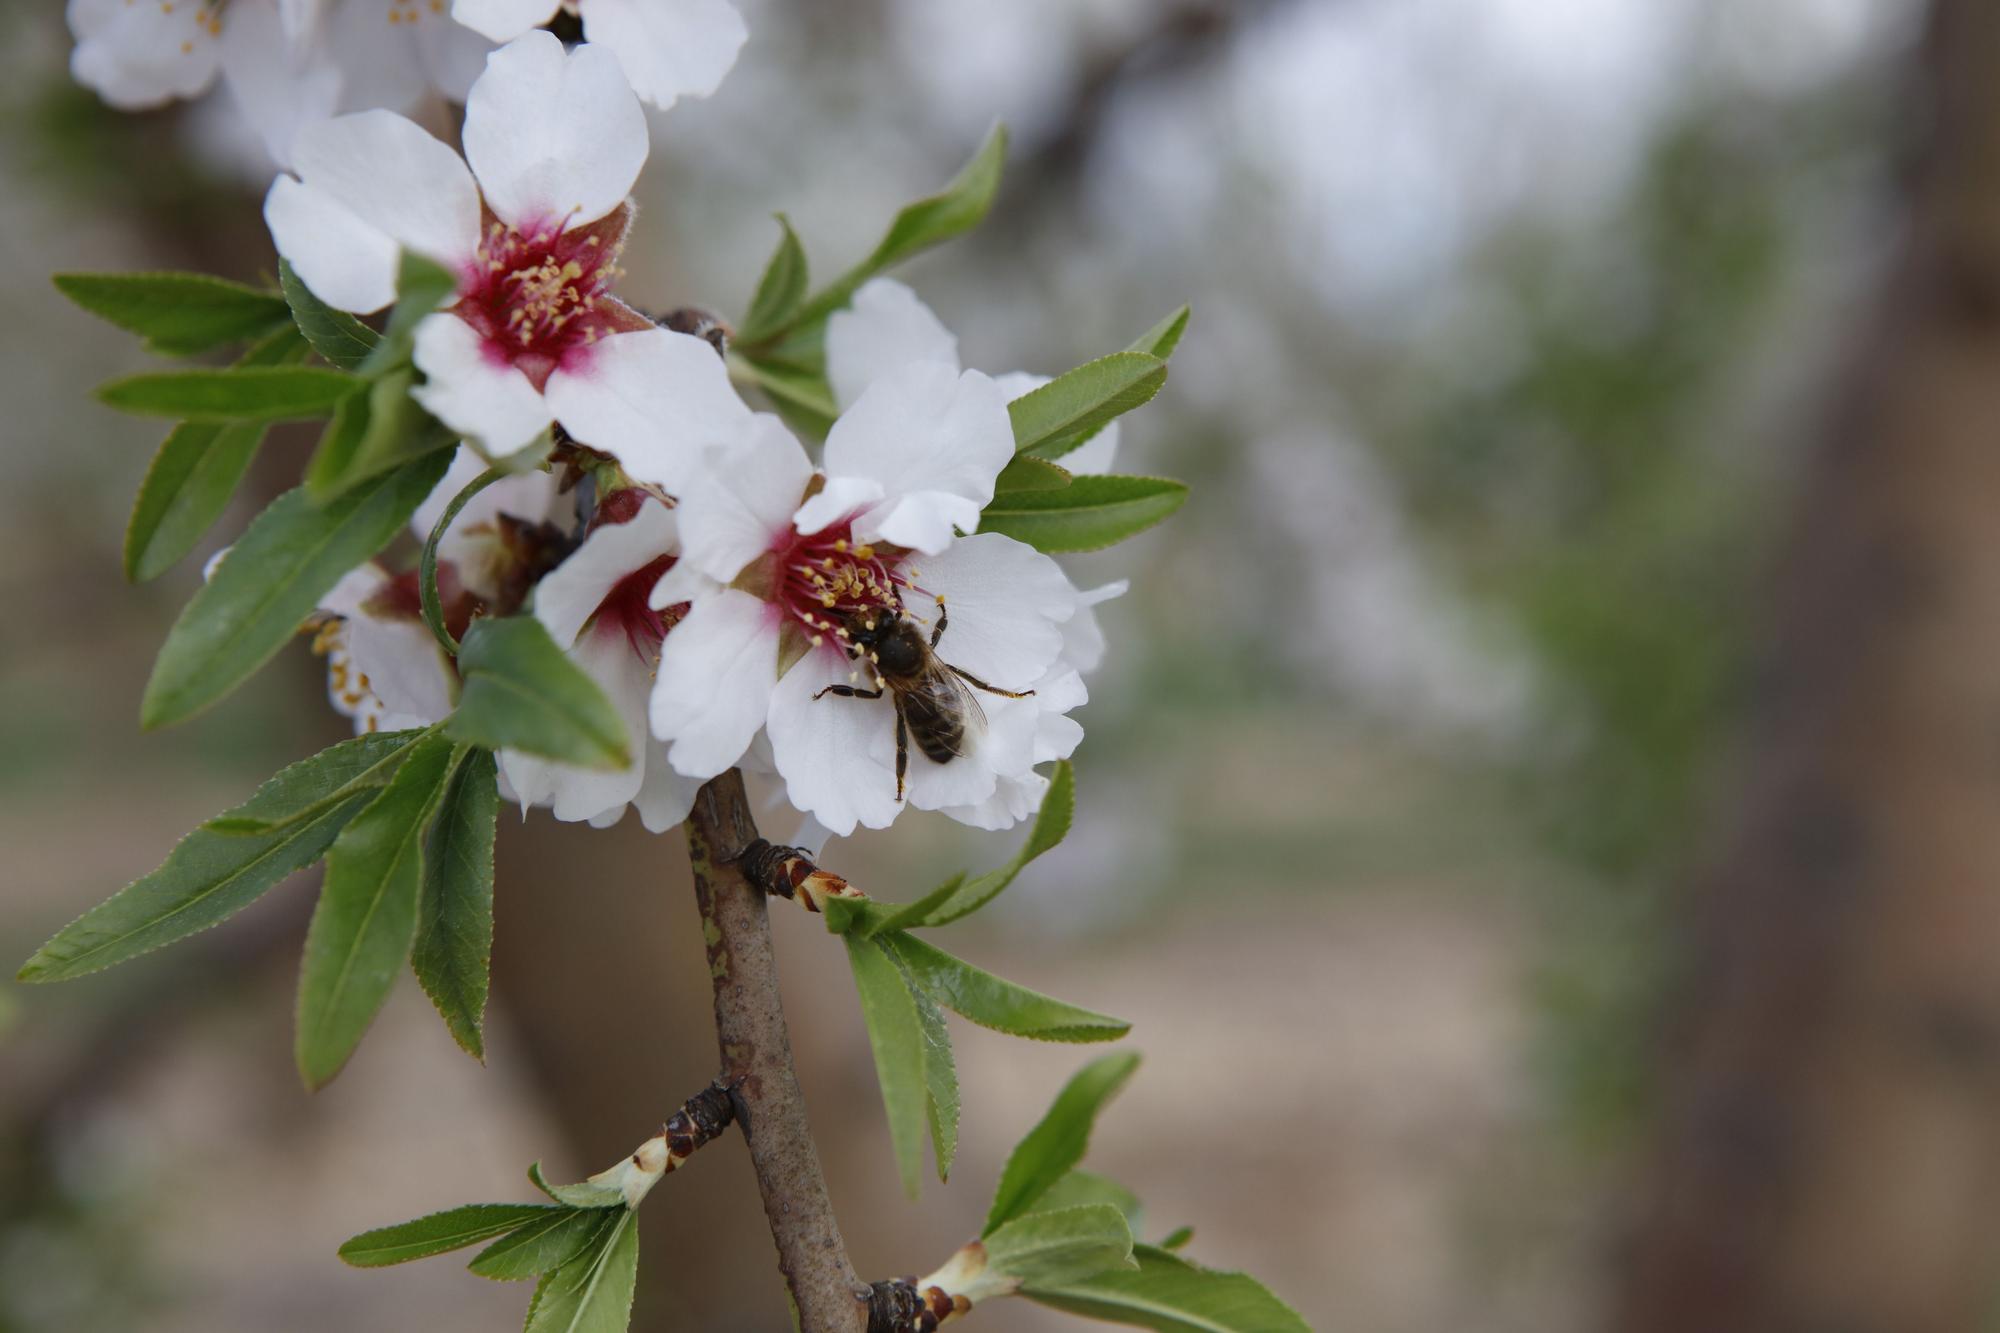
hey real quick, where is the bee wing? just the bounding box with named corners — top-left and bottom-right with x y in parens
top-left (904, 667), bottom-right (985, 757)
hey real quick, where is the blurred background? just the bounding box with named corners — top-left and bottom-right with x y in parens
top-left (5, 0), bottom-right (1985, 1329)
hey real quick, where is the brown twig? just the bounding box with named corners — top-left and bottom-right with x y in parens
top-left (685, 769), bottom-right (870, 1333)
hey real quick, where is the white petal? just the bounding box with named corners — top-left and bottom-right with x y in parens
top-left (218, 0), bottom-right (341, 168)
top-left (825, 278), bottom-right (960, 412)
top-left (901, 532), bottom-right (1075, 688)
top-left (822, 362), bottom-right (1014, 555)
top-left (674, 414), bottom-right (812, 582)
top-left (1061, 578), bottom-right (1127, 674)
top-left (532, 498), bottom-right (676, 650)
top-left (68, 0), bottom-right (222, 109)
top-left (291, 108), bottom-right (481, 269)
top-left (411, 311), bottom-right (554, 457)
top-left (648, 559), bottom-right (721, 610)
top-left (346, 611), bottom-right (455, 724)
top-left (265, 174), bottom-right (400, 314)
top-left (324, 0), bottom-right (433, 116)
top-left (450, 0), bottom-right (558, 43)
top-left (412, 443), bottom-right (564, 554)
top-left (767, 648), bottom-right (903, 837)
top-left (791, 476), bottom-right (885, 538)
top-left (545, 328), bottom-right (752, 492)
top-left (582, 0), bottom-right (746, 109)
top-left (500, 630), bottom-right (650, 824)
top-left (650, 589), bottom-right (779, 780)
top-left (632, 737), bottom-right (702, 833)
top-left (413, 4), bottom-right (500, 99)
top-left (320, 562), bottom-right (387, 617)
top-left (904, 691), bottom-right (1039, 814)
top-left (462, 32), bottom-right (646, 229)
top-left (941, 770), bottom-right (1049, 832)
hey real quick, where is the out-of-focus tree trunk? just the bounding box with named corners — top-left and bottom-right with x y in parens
top-left (1613, 4), bottom-right (2000, 1330)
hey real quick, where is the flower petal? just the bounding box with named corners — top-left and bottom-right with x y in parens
top-left (218, 0), bottom-right (342, 168)
top-left (822, 362), bottom-right (1013, 555)
top-left (411, 311), bottom-right (555, 458)
top-left (826, 278), bottom-right (960, 412)
top-left (767, 648), bottom-right (903, 836)
top-left (265, 174), bottom-right (400, 314)
top-left (792, 476), bottom-right (886, 538)
top-left (545, 328), bottom-right (753, 493)
top-left (901, 532), bottom-right (1075, 688)
top-left (500, 630), bottom-right (650, 824)
top-left (412, 444), bottom-right (565, 564)
top-left (533, 497), bottom-right (676, 650)
top-left (1061, 578), bottom-right (1127, 674)
top-left (291, 108), bottom-right (481, 270)
top-left (630, 736), bottom-right (702, 832)
top-left (322, 0), bottom-right (430, 117)
top-left (462, 31), bottom-right (647, 229)
top-left (68, 0), bottom-right (222, 109)
top-left (412, 7), bottom-right (496, 102)
top-left (904, 692), bottom-right (1039, 815)
top-left (449, 0), bottom-right (559, 43)
top-left (582, 0), bottom-right (746, 109)
top-left (675, 414), bottom-right (812, 582)
top-left (650, 589), bottom-right (779, 780)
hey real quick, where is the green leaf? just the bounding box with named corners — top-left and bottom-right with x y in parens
top-left (523, 1212), bottom-right (639, 1333)
top-left (994, 455), bottom-right (1074, 494)
top-left (413, 747), bottom-right (498, 1060)
top-left (54, 270), bottom-right (292, 355)
top-left (306, 366), bottom-right (455, 503)
top-left (1031, 1170), bottom-right (1144, 1232)
top-left (1157, 1227), bottom-right (1195, 1252)
top-left (295, 733), bottom-right (459, 1089)
top-left (886, 761), bottom-right (1074, 930)
top-left (779, 125), bottom-right (1008, 341)
top-left (339, 1203), bottom-right (562, 1268)
top-left (469, 1208), bottom-right (614, 1281)
top-left (124, 324), bottom-right (310, 582)
top-left (141, 450), bottom-right (453, 729)
top-left (15, 732), bottom-right (420, 983)
top-left (279, 258), bottom-right (380, 370)
top-left (737, 214), bottom-right (809, 343)
top-left (1025, 1245), bottom-right (1311, 1333)
top-left (97, 366), bottom-right (362, 422)
top-left (986, 1052), bottom-right (1141, 1234)
top-left (733, 355), bottom-right (838, 441)
top-left (527, 1163), bottom-right (626, 1211)
top-left (362, 252), bottom-right (458, 378)
top-left (846, 934), bottom-right (929, 1200)
top-left (1010, 353), bottom-right (1167, 460)
top-left (889, 947), bottom-right (960, 1183)
top-left (882, 931), bottom-right (1129, 1043)
top-left (1125, 306), bottom-right (1192, 361)
top-left (983, 1204), bottom-right (1136, 1290)
top-left (445, 617), bottom-right (631, 771)
top-left (979, 475), bottom-right (1188, 554)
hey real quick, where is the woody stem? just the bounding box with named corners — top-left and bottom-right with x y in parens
top-left (685, 768), bottom-right (870, 1332)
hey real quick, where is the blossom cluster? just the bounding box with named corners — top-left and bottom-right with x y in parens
top-left (267, 28), bottom-right (1130, 842)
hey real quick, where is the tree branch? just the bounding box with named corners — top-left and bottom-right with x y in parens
top-left (685, 769), bottom-right (870, 1333)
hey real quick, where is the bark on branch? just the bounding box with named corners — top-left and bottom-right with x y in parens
top-left (686, 769), bottom-right (870, 1333)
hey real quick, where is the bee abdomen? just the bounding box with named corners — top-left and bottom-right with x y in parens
top-left (911, 717), bottom-right (964, 765)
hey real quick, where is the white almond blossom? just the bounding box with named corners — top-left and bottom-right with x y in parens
top-left (822, 277), bottom-right (1136, 828)
top-left (68, 0), bottom-right (491, 167)
top-left (316, 446), bottom-right (564, 734)
top-left (633, 348), bottom-right (1082, 837)
top-left (451, 0), bottom-right (745, 110)
top-left (497, 488), bottom-right (703, 832)
top-left (825, 277), bottom-right (1124, 475)
top-left (265, 32), bottom-right (741, 475)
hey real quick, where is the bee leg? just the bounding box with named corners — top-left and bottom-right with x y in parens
top-left (894, 706), bottom-right (909, 803)
top-left (812, 683), bottom-right (886, 701)
top-left (947, 665), bottom-right (1035, 699)
top-left (930, 596), bottom-right (948, 649)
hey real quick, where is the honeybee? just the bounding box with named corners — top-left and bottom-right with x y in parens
top-left (813, 598), bottom-right (1034, 802)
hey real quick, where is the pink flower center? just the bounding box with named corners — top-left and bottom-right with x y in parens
top-left (455, 212), bottom-right (626, 390)
top-left (771, 519), bottom-right (919, 650)
top-left (588, 491), bottom-right (687, 658)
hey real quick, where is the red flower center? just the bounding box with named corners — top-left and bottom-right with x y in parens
top-left (770, 518), bottom-right (918, 650)
top-left (453, 208), bottom-right (631, 391)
